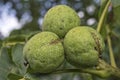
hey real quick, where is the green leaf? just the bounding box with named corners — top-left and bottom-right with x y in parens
top-left (0, 69), bottom-right (8, 80)
top-left (111, 0), bottom-right (120, 7)
top-left (113, 6), bottom-right (120, 27)
top-left (7, 73), bottom-right (23, 80)
top-left (80, 73), bottom-right (93, 80)
top-left (3, 31), bottom-right (40, 47)
top-left (24, 73), bottom-right (40, 80)
top-left (11, 44), bottom-right (27, 75)
top-left (100, 25), bottom-right (107, 40)
top-left (0, 47), bottom-right (13, 80)
top-left (0, 40), bottom-right (2, 49)
top-left (25, 31), bottom-right (40, 40)
top-left (0, 47), bottom-right (24, 79)
top-left (4, 35), bottom-right (27, 42)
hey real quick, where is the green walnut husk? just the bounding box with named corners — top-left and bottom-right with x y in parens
top-left (64, 26), bottom-right (105, 67)
top-left (23, 32), bottom-right (64, 73)
top-left (42, 5), bottom-right (80, 38)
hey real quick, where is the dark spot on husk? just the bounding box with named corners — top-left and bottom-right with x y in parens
top-left (28, 48), bottom-right (30, 51)
top-left (61, 19), bottom-right (64, 22)
top-left (49, 39), bottom-right (62, 45)
top-left (59, 27), bottom-right (63, 30)
top-left (24, 60), bottom-right (29, 67)
top-left (40, 60), bottom-right (45, 63)
top-left (90, 32), bottom-right (102, 54)
top-left (94, 47), bottom-right (97, 51)
top-left (99, 55), bottom-right (102, 59)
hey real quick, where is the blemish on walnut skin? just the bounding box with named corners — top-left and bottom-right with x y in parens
top-left (90, 32), bottom-right (103, 58)
top-left (90, 32), bottom-right (102, 54)
top-left (28, 48), bottom-right (30, 51)
top-left (24, 59), bottom-right (29, 67)
top-left (61, 19), bottom-right (64, 22)
top-left (59, 27), bottom-right (63, 30)
top-left (49, 39), bottom-right (61, 45)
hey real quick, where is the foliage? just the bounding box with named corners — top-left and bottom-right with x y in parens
top-left (0, 0), bottom-right (120, 80)
top-left (111, 0), bottom-right (120, 7)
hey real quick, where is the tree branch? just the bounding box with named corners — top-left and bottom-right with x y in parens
top-left (106, 25), bottom-right (117, 68)
top-left (52, 59), bottom-right (120, 78)
top-left (97, 0), bottom-right (111, 32)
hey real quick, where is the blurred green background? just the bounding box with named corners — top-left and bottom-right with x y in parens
top-left (0, 0), bottom-right (120, 80)
top-left (0, 0), bottom-right (100, 38)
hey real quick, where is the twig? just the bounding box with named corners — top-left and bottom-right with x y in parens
top-left (97, 0), bottom-right (111, 32)
top-left (2, 42), bottom-right (25, 47)
top-left (106, 25), bottom-right (117, 68)
top-left (52, 59), bottom-right (120, 78)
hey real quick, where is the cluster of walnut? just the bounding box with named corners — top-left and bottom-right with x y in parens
top-left (23, 5), bottom-right (105, 73)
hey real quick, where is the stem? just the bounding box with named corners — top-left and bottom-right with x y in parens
top-left (52, 59), bottom-right (120, 78)
top-left (97, 0), bottom-right (111, 32)
top-left (53, 69), bottom-right (109, 78)
top-left (106, 25), bottom-right (117, 68)
top-left (2, 42), bottom-right (25, 47)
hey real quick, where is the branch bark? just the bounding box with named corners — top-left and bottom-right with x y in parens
top-left (52, 59), bottom-right (120, 79)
